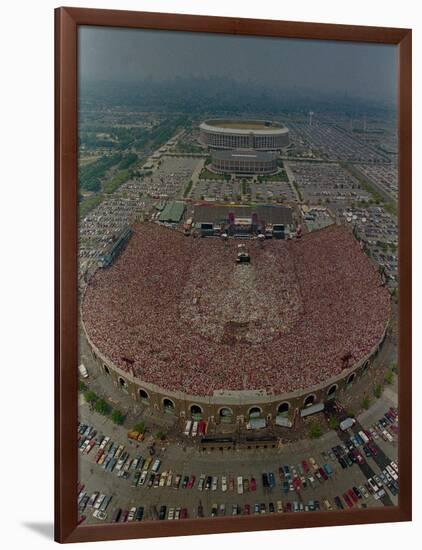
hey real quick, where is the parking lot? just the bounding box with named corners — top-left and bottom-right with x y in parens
top-left (78, 386), bottom-right (399, 525)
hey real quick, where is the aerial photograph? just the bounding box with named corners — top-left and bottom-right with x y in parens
top-left (76, 27), bottom-right (399, 524)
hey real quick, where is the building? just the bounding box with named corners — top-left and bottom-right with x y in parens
top-left (199, 119), bottom-right (289, 151)
top-left (158, 201), bottom-right (186, 224)
top-left (210, 149), bottom-right (278, 175)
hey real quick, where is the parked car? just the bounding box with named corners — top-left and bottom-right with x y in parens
top-left (128, 507), bottom-right (137, 521)
top-left (78, 363), bottom-right (89, 378)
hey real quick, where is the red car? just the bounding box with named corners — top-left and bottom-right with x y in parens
top-left (180, 508), bottom-right (188, 519)
top-left (364, 429), bottom-right (373, 441)
top-left (284, 502), bottom-right (292, 513)
top-left (77, 515), bottom-right (86, 526)
top-left (368, 442), bottom-right (378, 456)
top-left (121, 510), bottom-right (129, 522)
top-left (301, 460), bottom-right (309, 474)
top-left (229, 477), bottom-right (235, 491)
top-left (318, 467), bottom-right (328, 481)
top-left (343, 493), bottom-right (353, 508)
top-left (250, 477), bottom-right (257, 491)
top-left (293, 478), bottom-right (302, 491)
top-left (244, 504), bottom-right (251, 515)
top-left (354, 451), bottom-right (365, 465)
top-left (187, 475), bottom-right (196, 489)
top-left (348, 489), bottom-right (358, 504)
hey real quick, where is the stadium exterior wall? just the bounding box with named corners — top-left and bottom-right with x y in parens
top-left (199, 120), bottom-right (289, 151)
top-left (81, 316), bottom-right (389, 425)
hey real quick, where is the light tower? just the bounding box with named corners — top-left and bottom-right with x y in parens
top-left (308, 111), bottom-right (314, 127)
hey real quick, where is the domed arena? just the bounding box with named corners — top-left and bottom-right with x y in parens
top-left (81, 223), bottom-right (391, 401)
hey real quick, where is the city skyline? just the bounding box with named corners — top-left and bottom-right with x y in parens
top-left (79, 26), bottom-right (397, 103)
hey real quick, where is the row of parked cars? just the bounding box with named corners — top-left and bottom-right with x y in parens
top-left (78, 421), bottom-right (161, 481)
top-left (365, 407), bottom-right (398, 443)
top-left (77, 484), bottom-right (113, 522)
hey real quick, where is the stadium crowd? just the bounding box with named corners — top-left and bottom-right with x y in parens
top-left (82, 223), bottom-right (391, 397)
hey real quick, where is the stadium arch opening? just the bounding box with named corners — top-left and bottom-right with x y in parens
top-left (190, 404), bottom-right (203, 418)
top-left (248, 406), bottom-right (263, 418)
top-left (163, 398), bottom-right (175, 413)
top-left (327, 384), bottom-right (338, 398)
top-left (118, 377), bottom-right (128, 392)
top-left (304, 394), bottom-right (316, 407)
top-left (218, 407), bottom-right (234, 420)
top-left (347, 373), bottom-right (356, 386)
top-left (277, 402), bottom-right (290, 415)
top-left (139, 388), bottom-right (149, 402)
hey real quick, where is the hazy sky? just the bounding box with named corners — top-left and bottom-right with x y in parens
top-left (79, 26), bottom-right (397, 101)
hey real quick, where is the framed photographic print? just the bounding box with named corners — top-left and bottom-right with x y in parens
top-left (55, 7), bottom-right (412, 543)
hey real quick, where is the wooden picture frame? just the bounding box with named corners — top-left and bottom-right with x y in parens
top-left (55, 6), bottom-right (411, 543)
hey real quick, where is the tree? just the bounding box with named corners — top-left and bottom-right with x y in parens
top-left (328, 417), bottom-right (339, 430)
top-left (373, 384), bottom-right (382, 399)
top-left (155, 430), bottom-right (166, 441)
top-left (361, 395), bottom-right (370, 410)
top-left (385, 370), bottom-right (394, 385)
top-left (134, 421), bottom-right (146, 434)
top-left (308, 421), bottom-right (323, 439)
top-left (95, 398), bottom-right (111, 416)
top-left (83, 390), bottom-right (97, 404)
top-left (111, 409), bottom-right (125, 425)
top-left (78, 380), bottom-right (87, 392)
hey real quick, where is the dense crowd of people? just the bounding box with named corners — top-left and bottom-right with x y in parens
top-left (82, 222), bottom-right (391, 397)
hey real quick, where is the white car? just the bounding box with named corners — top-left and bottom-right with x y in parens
top-left (387, 465), bottom-right (398, 480)
top-left (382, 429), bottom-right (393, 442)
top-left (166, 472), bottom-right (173, 487)
top-left (78, 363), bottom-right (89, 378)
top-left (276, 500), bottom-right (283, 513)
top-left (390, 461), bottom-right (399, 473)
top-left (139, 471), bottom-right (148, 486)
top-left (128, 507), bottom-right (137, 521)
top-left (94, 494), bottom-right (105, 510)
top-left (198, 474), bottom-right (206, 491)
top-left (191, 421), bottom-right (198, 437)
top-left (92, 510), bottom-right (107, 521)
top-left (211, 476), bottom-right (218, 491)
top-left (175, 507), bottom-right (181, 520)
top-left (167, 507), bottom-right (175, 520)
top-left (359, 485), bottom-right (369, 499)
top-left (237, 476), bottom-right (243, 495)
top-left (99, 436), bottom-right (110, 450)
top-left (221, 476), bottom-right (228, 492)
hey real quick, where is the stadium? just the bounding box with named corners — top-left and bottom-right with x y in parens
top-left (199, 119), bottom-right (289, 151)
top-left (81, 222), bottom-right (391, 427)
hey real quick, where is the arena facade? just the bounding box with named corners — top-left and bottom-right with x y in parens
top-left (199, 119), bottom-right (289, 151)
top-left (81, 222), bottom-right (391, 427)
top-left (210, 149), bottom-right (279, 175)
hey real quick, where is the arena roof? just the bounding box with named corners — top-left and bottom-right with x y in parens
top-left (200, 119), bottom-right (288, 136)
top-left (193, 204), bottom-right (293, 225)
top-left (82, 223), bottom-right (391, 398)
